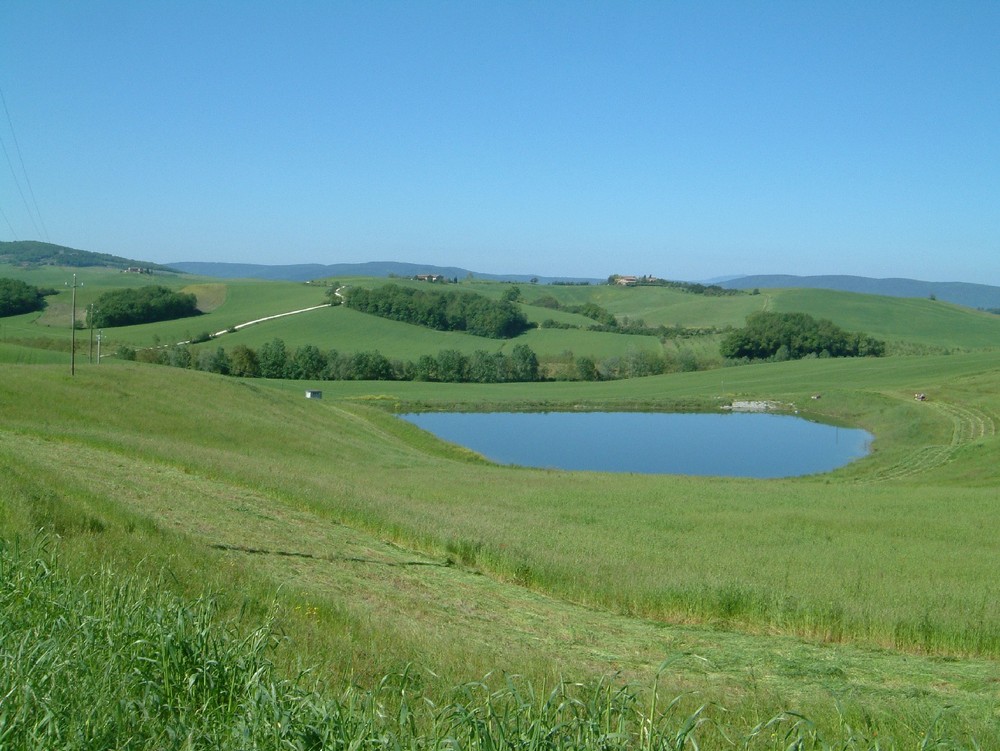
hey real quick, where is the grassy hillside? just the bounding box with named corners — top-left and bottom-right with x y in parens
top-left (723, 273), bottom-right (1000, 310)
top-left (4, 263), bottom-right (1000, 745)
top-left (0, 341), bottom-right (68, 364)
top-left (5, 266), bottom-right (1000, 369)
top-left (2, 349), bottom-right (999, 744)
top-left (0, 239), bottom-right (176, 271)
top-left (770, 288), bottom-right (1000, 350)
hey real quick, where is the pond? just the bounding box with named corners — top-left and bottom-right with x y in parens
top-left (399, 411), bottom-right (872, 478)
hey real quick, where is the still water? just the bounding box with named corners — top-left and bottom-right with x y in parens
top-left (400, 411), bottom-right (871, 478)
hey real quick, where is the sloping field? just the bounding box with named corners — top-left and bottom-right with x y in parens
top-left (0, 342), bottom-right (68, 364)
top-left (6, 266), bottom-right (1000, 361)
top-left (770, 287), bottom-right (1000, 350)
top-left (212, 304), bottom-right (664, 360)
top-left (1, 352), bottom-right (999, 745)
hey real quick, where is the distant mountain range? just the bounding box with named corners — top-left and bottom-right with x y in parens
top-left (721, 274), bottom-right (1000, 311)
top-left (167, 260), bottom-right (601, 285)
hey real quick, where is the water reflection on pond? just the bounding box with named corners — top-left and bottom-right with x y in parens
top-left (400, 411), bottom-right (872, 478)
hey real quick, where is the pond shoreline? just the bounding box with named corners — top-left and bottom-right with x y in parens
top-left (400, 410), bottom-right (871, 478)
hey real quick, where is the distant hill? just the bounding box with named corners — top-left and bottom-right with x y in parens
top-left (167, 260), bottom-right (600, 285)
top-left (720, 275), bottom-right (1000, 311)
top-left (0, 240), bottom-right (177, 272)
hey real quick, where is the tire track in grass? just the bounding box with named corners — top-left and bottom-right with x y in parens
top-left (865, 399), bottom-right (996, 481)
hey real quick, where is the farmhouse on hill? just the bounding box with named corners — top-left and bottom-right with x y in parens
top-left (613, 275), bottom-right (660, 286)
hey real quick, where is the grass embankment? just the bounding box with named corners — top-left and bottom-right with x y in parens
top-left (9, 542), bottom-right (768, 750)
top-left (1, 356), bottom-right (999, 745)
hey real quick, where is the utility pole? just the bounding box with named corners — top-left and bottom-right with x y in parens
top-left (88, 304), bottom-right (97, 363)
top-left (69, 273), bottom-right (78, 376)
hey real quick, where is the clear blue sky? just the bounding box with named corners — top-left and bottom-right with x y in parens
top-left (2, 1), bottom-right (998, 283)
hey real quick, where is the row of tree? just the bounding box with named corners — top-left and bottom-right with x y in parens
top-left (532, 296), bottom-right (724, 341)
top-left (125, 337), bottom-right (717, 382)
top-left (343, 284), bottom-right (530, 339)
top-left (124, 338), bottom-right (542, 383)
top-left (0, 278), bottom-right (54, 317)
top-left (719, 311), bottom-right (886, 361)
top-left (87, 286), bottom-right (201, 328)
top-left (531, 296), bottom-right (619, 328)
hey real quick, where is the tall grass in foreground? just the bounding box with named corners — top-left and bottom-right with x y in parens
top-left (0, 542), bottom-right (984, 750)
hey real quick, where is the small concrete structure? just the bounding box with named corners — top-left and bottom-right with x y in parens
top-left (305, 390), bottom-right (323, 399)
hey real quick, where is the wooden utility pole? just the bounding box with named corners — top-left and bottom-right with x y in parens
top-left (70, 273), bottom-right (77, 376)
top-left (89, 304), bottom-right (96, 363)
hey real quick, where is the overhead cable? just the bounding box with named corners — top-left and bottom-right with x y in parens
top-left (0, 86), bottom-right (48, 241)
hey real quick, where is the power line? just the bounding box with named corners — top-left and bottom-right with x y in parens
top-left (0, 130), bottom-right (40, 238)
top-left (0, 86), bottom-right (48, 241)
top-left (0, 201), bottom-right (17, 239)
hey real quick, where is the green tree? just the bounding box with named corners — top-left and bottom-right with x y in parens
top-left (228, 344), bottom-right (261, 377)
top-left (620, 347), bottom-right (664, 378)
top-left (575, 355), bottom-right (599, 381)
top-left (0, 278), bottom-right (47, 317)
top-left (413, 354), bottom-right (438, 381)
top-left (288, 345), bottom-right (327, 380)
top-left (165, 344), bottom-right (192, 369)
top-left (501, 285), bottom-right (522, 303)
top-left (196, 346), bottom-right (230, 374)
top-left (348, 350), bottom-right (393, 380)
top-left (720, 311), bottom-right (885, 362)
top-left (508, 344), bottom-right (540, 382)
top-left (344, 284), bottom-right (530, 339)
top-left (258, 338), bottom-right (289, 378)
top-left (87, 286), bottom-right (199, 327)
top-left (469, 350), bottom-right (506, 383)
top-left (435, 349), bottom-right (470, 382)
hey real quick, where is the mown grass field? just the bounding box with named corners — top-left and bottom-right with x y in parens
top-left (2, 265), bottom-right (1000, 746)
top-left (2, 346), bottom-right (999, 746)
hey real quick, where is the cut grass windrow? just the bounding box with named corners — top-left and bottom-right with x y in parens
top-left (0, 541), bottom-right (992, 750)
top-left (864, 396), bottom-right (998, 480)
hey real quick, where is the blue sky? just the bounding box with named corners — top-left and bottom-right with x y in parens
top-left (2, 1), bottom-right (998, 283)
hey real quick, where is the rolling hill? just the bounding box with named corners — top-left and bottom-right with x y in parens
top-left (721, 274), bottom-right (1000, 310)
top-left (0, 240), bottom-right (176, 272)
top-left (3, 252), bottom-right (1000, 745)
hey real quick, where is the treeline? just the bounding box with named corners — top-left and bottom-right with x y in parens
top-left (532, 296), bottom-right (618, 328)
top-left (720, 311), bottom-right (886, 361)
top-left (123, 338), bottom-right (542, 383)
top-left (87, 285), bottom-right (200, 327)
top-left (0, 278), bottom-right (55, 317)
top-left (566, 347), bottom-right (706, 381)
top-left (123, 338), bottom-right (716, 382)
top-left (533, 296), bottom-right (722, 339)
top-left (343, 284), bottom-right (530, 338)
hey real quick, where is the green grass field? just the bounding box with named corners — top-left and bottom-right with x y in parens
top-left (2, 265), bottom-right (999, 746)
top-left (2, 350), bottom-right (999, 746)
top-left (6, 268), bottom-right (998, 365)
